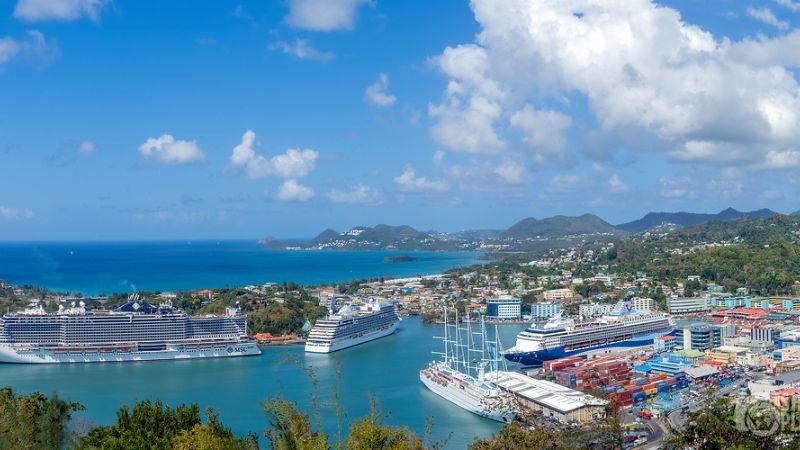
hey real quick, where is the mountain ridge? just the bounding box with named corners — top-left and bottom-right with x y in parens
top-left (615, 208), bottom-right (779, 233)
top-left (260, 207), bottom-right (791, 251)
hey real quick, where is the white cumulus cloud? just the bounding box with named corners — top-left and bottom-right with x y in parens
top-left (394, 167), bottom-right (449, 192)
top-left (138, 134), bottom-right (205, 165)
top-left (269, 39), bottom-right (336, 62)
top-left (608, 174), bottom-right (629, 193)
top-left (747, 7), bottom-right (789, 30)
top-left (285, 0), bottom-right (372, 31)
top-left (427, 0), bottom-right (800, 172)
top-left (327, 184), bottom-right (382, 204)
top-left (0, 30), bottom-right (57, 66)
top-left (428, 44), bottom-right (506, 154)
top-left (229, 130), bottom-right (319, 179)
top-left (14, 0), bottom-right (109, 22)
top-left (276, 179), bottom-right (315, 202)
top-left (509, 105), bottom-right (573, 168)
top-left (364, 73), bottom-right (397, 107)
top-left (775, 0), bottom-right (800, 12)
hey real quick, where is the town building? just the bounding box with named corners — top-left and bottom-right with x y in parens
top-left (486, 297), bottom-right (522, 319)
top-left (707, 346), bottom-right (748, 365)
top-left (648, 355), bottom-right (694, 375)
top-left (543, 288), bottom-right (576, 302)
top-left (752, 325), bottom-right (780, 344)
top-left (667, 296), bottom-right (711, 314)
top-left (653, 335), bottom-right (677, 353)
top-left (530, 303), bottom-right (562, 319)
top-left (683, 325), bottom-right (723, 351)
top-left (632, 297), bottom-right (655, 312)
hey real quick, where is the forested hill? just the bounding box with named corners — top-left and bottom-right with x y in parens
top-left (502, 214), bottom-right (620, 238)
top-left (615, 207), bottom-right (778, 233)
top-left (606, 215), bottom-right (800, 295)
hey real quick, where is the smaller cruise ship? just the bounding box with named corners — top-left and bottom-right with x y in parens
top-left (304, 299), bottom-right (400, 353)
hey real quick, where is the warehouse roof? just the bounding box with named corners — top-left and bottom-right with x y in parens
top-left (486, 371), bottom-right (607, 414)
top-left (683, 365), bottom-right (719, 379)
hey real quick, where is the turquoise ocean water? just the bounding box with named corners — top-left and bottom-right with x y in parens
top-left (0, 241), bottom-right (514, 446)
top-left (0, 241), bottom-right (482, 295)
top-left (0, 317), bottom-right (528, 448)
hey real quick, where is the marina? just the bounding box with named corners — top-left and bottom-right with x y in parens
top-left (0, 316), bottom-right (528, 449)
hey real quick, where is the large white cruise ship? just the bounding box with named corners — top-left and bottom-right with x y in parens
top-left (504, 299), bottom-right (673, 366)
top-left (304, 300), bottom-right (400, 353)
top-left (0, 295), bottom-right (261, 364)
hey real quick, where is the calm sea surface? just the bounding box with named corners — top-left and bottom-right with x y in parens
top-left (0, 317), bottom-right (528, 448)
top-left (0, 241), bottom-right (482, 295)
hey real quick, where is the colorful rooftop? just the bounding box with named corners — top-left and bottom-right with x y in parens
top-left (713, 308), bottom-right (770, 320)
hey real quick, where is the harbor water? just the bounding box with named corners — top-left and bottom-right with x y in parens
top-left (0, 317), bottom-right (528, 448)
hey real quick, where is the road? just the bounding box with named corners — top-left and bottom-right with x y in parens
top-left (667, 378), bottom-right (747, 431)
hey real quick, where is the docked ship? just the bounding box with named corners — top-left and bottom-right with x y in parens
top-left (304, 299), bottom-right (400, 353)
top-left (504, 299), bottom-right (673, 366)
top-left (0, 295), bottom-right (261, 364)
top-left (420, 310), bottom-right (516, 423)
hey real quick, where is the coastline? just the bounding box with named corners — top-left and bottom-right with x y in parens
top-left (0, 241), bottom-right (484, 295)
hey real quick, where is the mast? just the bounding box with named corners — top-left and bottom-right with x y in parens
top-left (494, 321), bottom-right (508, 372)
top-left (443, 303), bottom-right (448, 364)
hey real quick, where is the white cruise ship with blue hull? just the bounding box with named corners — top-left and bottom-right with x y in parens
top-left (305, 300), bottom-right (400, 353)
top-left (0, 295), bottom-right (261, 364)
top-left (504, 300), bottom-right (672, 366)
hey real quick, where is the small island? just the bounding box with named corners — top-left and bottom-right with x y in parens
top-left (384, 255), bottom-right (416, 263)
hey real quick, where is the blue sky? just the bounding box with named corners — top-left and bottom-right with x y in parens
top-left (1, 0), bottom-right (800, 240)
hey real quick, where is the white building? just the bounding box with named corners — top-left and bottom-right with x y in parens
top-left (667, 296), bottom-right (711, 314)
top-left (530, 303), bottom-right (562, 319)
top-left (751, 326), bottom-right (778, 344)
top-left (487, 298), bottom-right (522, 319)
top-left (543, 288), bottom-right (576, 302)
top-left (632, 297), bottom-right (655, 312)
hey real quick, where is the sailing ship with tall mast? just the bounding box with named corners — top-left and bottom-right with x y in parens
top-left (419, 306), bottom-right (516, 423)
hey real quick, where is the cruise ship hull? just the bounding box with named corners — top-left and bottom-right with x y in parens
top-left (305, 320), bottom-right (399, 353)
top-left (504, 329), bottom-right (673, 366)
top-left (419, 370), bottom-right (515, 423)
top-left (0, 342), bottom-right (262, 364)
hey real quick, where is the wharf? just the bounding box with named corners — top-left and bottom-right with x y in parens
top-left (256, 338), bottom-right (305, 347)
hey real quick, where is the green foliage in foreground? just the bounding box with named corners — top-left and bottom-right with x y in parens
top-left (80, 400), bottom-right (256, 450)
top-left (0, 387), bottom-right (83, 450)
top-left (662, 398), bottom-right (783, 450)
top-left (3, 387), bottom-right (626, 450)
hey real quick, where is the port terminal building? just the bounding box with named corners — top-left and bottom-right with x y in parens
top-left (487, 371), bottom-right (608, 424)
